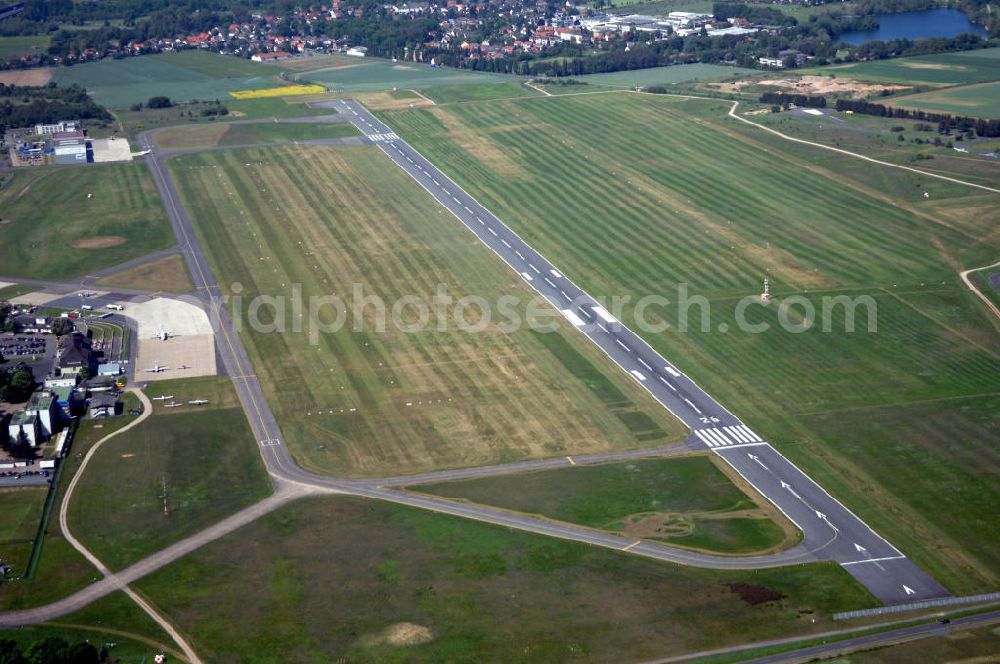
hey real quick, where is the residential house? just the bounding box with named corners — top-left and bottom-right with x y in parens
top-left (57, 333), bottom-right (93, 377)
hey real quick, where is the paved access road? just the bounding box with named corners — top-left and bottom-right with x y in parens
top-left (330, 98), bottom-right (950, 605)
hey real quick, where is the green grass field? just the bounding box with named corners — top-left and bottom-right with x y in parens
top-left (572, 63), bottom-right (756, 88)
top-left (53, 50), bottom-right (290, 108)
top-left (134, 495), bottom-right (875, 662)
top-left (154, 121), bottom-right (360, 150)
top-left (96, 253), bottom-right (194, 293)
top-left (0, 35), bottom-right (50, 60)
top-left (417, 456), bottom-right (796, 554)
top-left (0, 165), bottom-right (173, 280)
top-left (170, 143), bottom-right (687, 477)
top-left (0, 488), bottom-right (48, 576)
top-left (67, 377), bottom-right (271, 571)
top-left (381, 91), bottom-right (1000, 593)
top-left (296, 56), bottom-right (517, 92)
top-left (747, 107), bottom-right (1000, 189)
top-left (0, 415), bottom-right (139, 611)
top-left (420, 81), bottom-right (542, 104)
top-left (888, 80), bottom-right (1000, 118)
top-left (806, 47), bottom-right (1000, 86)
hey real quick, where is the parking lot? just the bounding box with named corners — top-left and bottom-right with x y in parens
top-left (0, 469), bottom-right (52, 487)
top-left (0, 334), bottom-right (51, 360)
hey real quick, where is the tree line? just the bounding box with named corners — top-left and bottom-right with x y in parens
top-left (835, 98), bottom-right (1000, 136)
top-left (0, 83), bottom-right (112, 134)
top-left (759, 91), bottom-right (828, 108)
top-left (0, 636), bottom-right (109, 664)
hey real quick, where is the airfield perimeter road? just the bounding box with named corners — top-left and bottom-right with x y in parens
top-left (0, 101), bottom-right (954, 629)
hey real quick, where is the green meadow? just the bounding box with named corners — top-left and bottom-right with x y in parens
top-left (53, 50), bottom-right (290, 108)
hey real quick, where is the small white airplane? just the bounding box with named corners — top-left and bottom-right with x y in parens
top-left (146, 363), bottom-right (169, 373)
top-left (152, 395), bottom-right (174, 401)
top-left (164, 402), bottom-right (183, 408)
top-left (152, 327), bottom-right (176, 341)
top-left (188, 399), bottom-right (209, 406)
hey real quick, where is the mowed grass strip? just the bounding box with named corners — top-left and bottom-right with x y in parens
top-left (887, 80), bottom-right (1000, 118)
top-left (155, 121), bottom-right (360, 150)
top-left (134, 496), bottom-right (876, 663)
top-left (170, 144), bottom-right (686, 477)
top-left (382, 92), bottom-right (1000, 592)
top-left (416, 455), bottom-right (797, 554)
top-left (0, 165), bottom-right (173, 280)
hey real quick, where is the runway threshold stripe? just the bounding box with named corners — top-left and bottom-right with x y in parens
top-left (725, 426), bottom-right (751, 443)
top-left (840, 555), bottom-right (906, 566)
top-left (714, 441), bottom-right (768, 450)
top-left (739, 425), bottom-right (762, 441)
top-left (694, 430), bottom-right (716, 447)
top-left (703, 429), bottom-right (729, 446)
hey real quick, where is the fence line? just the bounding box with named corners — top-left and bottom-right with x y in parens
top-left (835, 592), bottom-right (1000, 620)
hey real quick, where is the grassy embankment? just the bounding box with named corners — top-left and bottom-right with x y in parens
top-left (417, 455), bottom-right (799, 554)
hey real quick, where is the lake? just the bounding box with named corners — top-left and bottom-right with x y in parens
top-left (839, 8), bottom-right (988, 45)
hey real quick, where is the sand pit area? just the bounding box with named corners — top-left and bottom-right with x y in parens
top-left (757, 75), bottom-right (909, 98)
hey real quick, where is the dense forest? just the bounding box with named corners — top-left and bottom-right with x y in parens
top-left (0, 637), bottom-right (110, 664)
top-left (0, 84), bottom-right (112, 133)
top-left (759, 91), bottom-right (827, 108)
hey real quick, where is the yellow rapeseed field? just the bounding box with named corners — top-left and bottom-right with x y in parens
top-left (229, 84), bottom-right (326, 99)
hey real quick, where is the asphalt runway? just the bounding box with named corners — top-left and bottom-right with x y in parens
top-left (333, 98), bottom-right (950, 605)
top-left (0, 106), bottom-right (954, 629)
